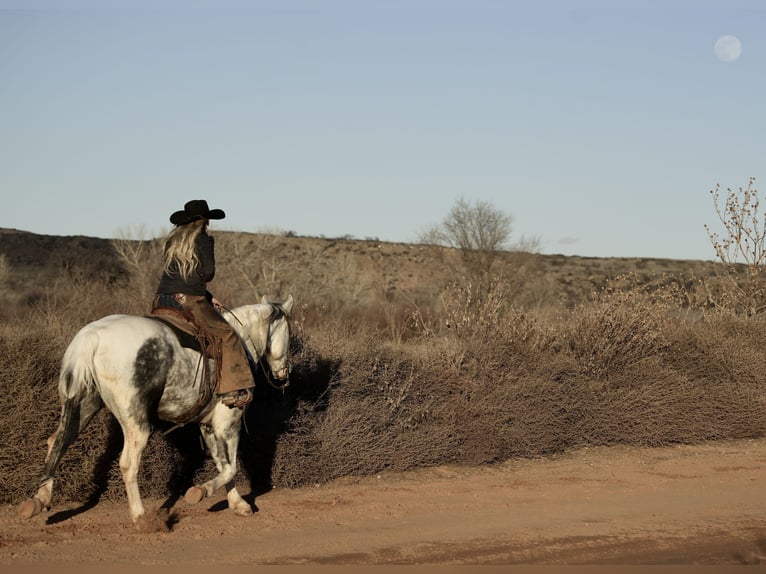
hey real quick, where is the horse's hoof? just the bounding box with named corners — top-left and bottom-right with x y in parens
top-left (184, 486), bottom-right (206, 504)
top-left (18, 498), bottom-right (44, 520)
top-left (232, 504), bottom-right (253, 517)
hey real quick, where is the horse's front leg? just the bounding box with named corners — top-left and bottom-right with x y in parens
top-left (184, 406), bottom-right (252, 516)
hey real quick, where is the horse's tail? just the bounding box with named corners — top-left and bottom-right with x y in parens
top-left (59, 327), bottom-right (99, 398)
top-left (42, 328), bottom-right (101, 482)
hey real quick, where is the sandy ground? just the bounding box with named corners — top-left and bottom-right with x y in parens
top-left (1, 438), bottom-right (765, 566)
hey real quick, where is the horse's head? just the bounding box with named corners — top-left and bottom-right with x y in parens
top-left (225, 295), bottom-right (294, 389)
top-left (259, 294), bottom-right (293, 385)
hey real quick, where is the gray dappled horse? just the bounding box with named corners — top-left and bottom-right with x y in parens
top-left (19, 295), bottom-right (293, 532)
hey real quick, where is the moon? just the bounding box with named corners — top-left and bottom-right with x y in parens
top-left (714, 35), bottom-right (742, 62)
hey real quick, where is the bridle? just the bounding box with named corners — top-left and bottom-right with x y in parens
top-left (227, 303), bottom-right (291, 392)
top-left (256, 303), bottom-right (291, 391)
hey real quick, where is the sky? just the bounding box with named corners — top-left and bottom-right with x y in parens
top-left (1, 0), bottom-right (763, 261)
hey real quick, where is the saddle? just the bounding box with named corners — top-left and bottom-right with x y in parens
top-left (147, 301), bottom-right (222, 423)
top-left (148, 305), bottom-right (207, 354)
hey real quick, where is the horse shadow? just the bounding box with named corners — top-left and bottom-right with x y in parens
top-left (238, 351), bottom-right (339, 500)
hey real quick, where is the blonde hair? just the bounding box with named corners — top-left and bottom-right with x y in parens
top-left (162, 219), bottom-right (208, 281)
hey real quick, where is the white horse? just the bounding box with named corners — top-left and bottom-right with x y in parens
top-left (19, 295), bottom-right (293, 532)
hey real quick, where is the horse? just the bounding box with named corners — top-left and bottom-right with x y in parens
top-left (18, 295), bottom-right (294, 533)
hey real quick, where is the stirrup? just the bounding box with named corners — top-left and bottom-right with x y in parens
top-left (219, 388), bottom-right (253, 408)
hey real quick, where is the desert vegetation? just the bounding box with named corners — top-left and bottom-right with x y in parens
top-left (1, 187), bottom-right (765, 506)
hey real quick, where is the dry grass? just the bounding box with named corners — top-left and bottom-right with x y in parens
top-left (1, 229), bottom-right (764, 505)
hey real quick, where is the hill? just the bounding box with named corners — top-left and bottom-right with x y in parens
top-left (0, 227), bottom-right (721, 311)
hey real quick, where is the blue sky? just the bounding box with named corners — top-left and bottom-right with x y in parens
top-left (1, 1), bottom-right (763, 261)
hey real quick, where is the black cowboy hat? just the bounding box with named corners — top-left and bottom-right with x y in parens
top-left (169, 200), bottom-right (226, 225)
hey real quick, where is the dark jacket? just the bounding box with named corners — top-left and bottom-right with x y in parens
top-left (156, 232), bottom-right (216, 296)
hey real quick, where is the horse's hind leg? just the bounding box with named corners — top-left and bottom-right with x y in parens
top-left (19, 393), bottom-right (103, 519)
top-left (184, 407), bottom-right (251, 516)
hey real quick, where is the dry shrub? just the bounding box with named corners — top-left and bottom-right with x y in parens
top-left (272, 392), bottom-right (446, 487)
top-left (439, 275), bottom-right (556, 362)
top-left (563, 283), bottom-right (672, 379)
top-left (583, 357), bottom-right (766, 445)
top-left (0, 324), bottom-right (62, 501)
top-left (439, 278), bottom-right (506, 339)
top-left (453, 354), bottom-right (595, 464)
top-left (705, 177), bottom-right (766, 317)
top-left (0, 254), bottom-right (10, 298)
top-left (4, 234), bottom-right (766, 504)
top-left (273, 280), bottom-right (563, 484)
top-left (669, 313), bottom-right (766, 391)
top-left (271, 329), bottom-right (461, 487)
top-left (30, 271), bottom-right (140, 341)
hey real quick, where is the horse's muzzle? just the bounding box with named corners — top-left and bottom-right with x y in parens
top-left (273, 366), bottom-right (290, 381)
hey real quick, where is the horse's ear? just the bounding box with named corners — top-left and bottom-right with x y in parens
top-left (260, 295), bottom-right (269, 304)
top-left (282, 294), bottom-right (294, 316)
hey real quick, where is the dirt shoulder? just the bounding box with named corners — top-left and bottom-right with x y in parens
top-left (2, 439), bottom-right (765, 565)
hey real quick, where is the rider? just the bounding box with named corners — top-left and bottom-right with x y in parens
top-left (154, 199), bottom-right (254, 409)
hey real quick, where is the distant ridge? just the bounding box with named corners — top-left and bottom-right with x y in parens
top-left (0, 227), bottom-right (721, 310)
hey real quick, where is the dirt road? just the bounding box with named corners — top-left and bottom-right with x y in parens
top-left (2, 439), bottom-right (764, 565)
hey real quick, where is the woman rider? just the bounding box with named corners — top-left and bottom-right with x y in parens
top-left (154, 200), bottom-right (254, 408)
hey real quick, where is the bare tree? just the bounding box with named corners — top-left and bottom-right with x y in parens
top-left (419, 198), bottom-right (514, 279)
top-left (421, 198), bottom-right (511, 251)
top-left (111, 226), bottom-right (163, 309)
